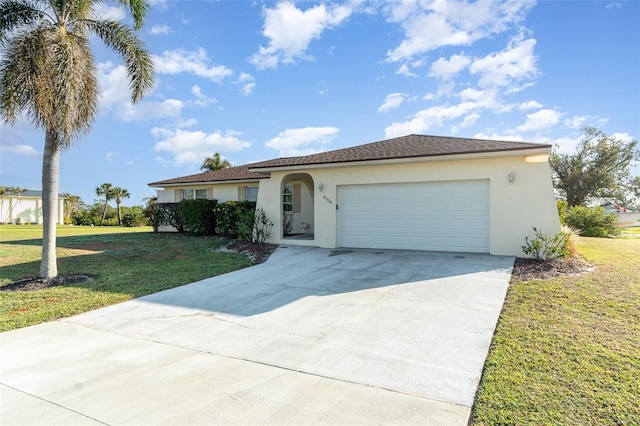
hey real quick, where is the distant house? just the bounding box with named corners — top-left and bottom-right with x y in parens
top-left (149, 134), bottom-right (560, 257)
top-left (0, 190), bottom-right (66, 225)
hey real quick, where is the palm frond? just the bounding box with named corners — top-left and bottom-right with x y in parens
top-left (0, 0), bottom-right (47, 44)
top-left (80, 18), bottom-right (154, 103)
top-left (47, 26), bottom-right (98, 144)
top-left (112, 0), bottom-right (150, 30)
top-left (0, 26), bottom-right (50, 124)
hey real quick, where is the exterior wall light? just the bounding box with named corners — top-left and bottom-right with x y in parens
top-left (318, 183), bottom-right (325, 192)
top-left (508, 172), bottom-right (516, 184)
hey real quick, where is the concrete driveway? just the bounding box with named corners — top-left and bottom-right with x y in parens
top-left (1, 246), bottom-right (514, 425)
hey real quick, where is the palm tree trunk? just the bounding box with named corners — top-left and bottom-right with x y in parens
top-left (40, 130), bottom-right (59, 278)
top-left (101, 199), bottom-right (109, 224)
top-left (117, 201), bottom-right (122, 226)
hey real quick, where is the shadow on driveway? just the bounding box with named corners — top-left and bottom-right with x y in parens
top-left (127, 245), bottom-right (514, 316)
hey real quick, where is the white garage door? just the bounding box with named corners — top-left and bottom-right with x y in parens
top-left (337, 180), bottom-right (489, 252)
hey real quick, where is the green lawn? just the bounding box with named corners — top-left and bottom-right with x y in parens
top-left (0, 225), bottom-right (254, 332)
top-left (471, 237), bottom-right (640, 425)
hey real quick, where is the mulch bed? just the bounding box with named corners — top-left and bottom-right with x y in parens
top-left (510, 256), bottom-right (594, 282)
top-left (0, 275), bottom-right (93, 292)
top-left (225, 240), bottom-right (278, 265)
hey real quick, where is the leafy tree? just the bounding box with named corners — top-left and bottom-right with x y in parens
top-left (121, 205), bottom-right (149, 227)
top-left (628, 176), bottom-right (640, 210)
top-left (550, 127), bottom-right (639, 207)
top-left (0, 0), bottom-right (154, 277)
top-left (142, 196), bottom-right (158, 230)
top-left (201, 152), bottom-right (231, 171)
top-left (111, 186), bottom-right (130, 226)
top-left (96, 183), bottom-right (114, 225)
top-left (61, 193), bottom-right (83, 224)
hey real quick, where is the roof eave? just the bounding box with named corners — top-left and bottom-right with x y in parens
top-left (249, 146), bottom-right (551, 173)
top-left (148, 177), bottom-right (265, 188)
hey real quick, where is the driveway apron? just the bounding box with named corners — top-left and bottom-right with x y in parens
top-left (1, 245), bottom-right (514, 425)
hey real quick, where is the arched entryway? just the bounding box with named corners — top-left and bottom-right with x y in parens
top-left (281, 173), bottom-right (315, 241)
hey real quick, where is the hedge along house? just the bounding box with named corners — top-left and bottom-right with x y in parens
top-left (148, 165), bottom-right (269, 232)
top-left (149, 134), bottom-right (560, 256)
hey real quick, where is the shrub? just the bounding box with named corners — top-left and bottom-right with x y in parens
top-left (214, 201), bottom-right (256, 238)
top-left (557, 200), bottom-right (568, 225)
top-left (153, 203), bottom-right (184, 233)
top-left (252, 208), bottom-right (273, 244)
top-left (522, 227), bottom-right (571, 262)
top-left (283, 212), bottom-right (294, 236)
top-left (565, 206), bottom-right (620, 237)
top-left (178, 199), bottom-right (218, 236)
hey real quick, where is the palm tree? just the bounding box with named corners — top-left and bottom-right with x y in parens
top-left (201, 152), bottom-right (231, 171)
top-left (111, 186), bottom-right (130, 226)
top-left (96, 183), bottom-right (114, 225)
top-left (0, 0), bottom-right (154, 278)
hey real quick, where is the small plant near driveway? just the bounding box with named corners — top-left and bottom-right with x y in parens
top-left (521, 226), bottom-right (572, 262)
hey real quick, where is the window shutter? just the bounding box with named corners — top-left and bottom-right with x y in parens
top-left (293, 183), bottom-right (301, 213)
top-left (238, 186), bottom-right (245, 201)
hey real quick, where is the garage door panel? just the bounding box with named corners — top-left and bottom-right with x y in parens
top-left (338, 181), bottom-right (489, 253)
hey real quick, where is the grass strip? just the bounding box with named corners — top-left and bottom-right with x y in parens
top-left (471, 237), bottom-right (640, 425)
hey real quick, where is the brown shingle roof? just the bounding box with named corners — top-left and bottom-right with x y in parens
top-left (148, 165), bottom-right (268, 186)
top-left (248, 134), bottom-right (550, 170)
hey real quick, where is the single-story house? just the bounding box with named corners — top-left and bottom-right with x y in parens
top-left (149, 134), bottom-right (560, 256)
top-left (0, 190), bottom-right (66, 225)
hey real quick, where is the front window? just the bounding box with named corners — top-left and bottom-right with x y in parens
top-left (180, 189), bottom-right (207, 200)
top-left (283, 184), bottom-right (293, 212)
top-left (245, 186), bottom-right (259, 202)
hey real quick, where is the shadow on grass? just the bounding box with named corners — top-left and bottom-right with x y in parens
top-left (0, 233), bottom-right (248, 298)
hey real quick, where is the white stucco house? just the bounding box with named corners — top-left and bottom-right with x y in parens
top-left (0, 190), bottom-right (65, 225)
top-left (148, 134), bottom-right (561, 256)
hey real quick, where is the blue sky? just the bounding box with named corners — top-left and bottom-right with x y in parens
top-left (1, 0), bottom-right (639, 206)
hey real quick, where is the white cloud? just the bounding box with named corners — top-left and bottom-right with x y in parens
top-left (236, 73), bottom-right (256, 96)
top-left (516, 109), bottom-right (562, 132)
top-left (385, 0), bottom-right (534, 62)
top-left (396, 63), bottom-right (418, 77)
top-left (473, 131), bottom-right (525, 142)
top-left (430, 54), bottom-right (471, 80)
top-left (452, 112), bottom-right (480, 132)
top-left (544, 136), bottom-right (582, 154)
top-left (149, 0), bottom-right (168, 8)
top-left (0, 144), bottom-right (40, 157)
top-left (97, 63), bottom-right (130, 107)
top-left (378, 93), bottom-right (407, 112)
top-left (385, 102), bottom-right (478, 138)
top-left (115, 99), bottom-right (185, 122)
top-left (519, 100), bottom-right (543, 111)
top-left (385, 84), bottom-right (514, 138)
top-left (611, 132), bottom-right (636, 143)
top-left (152, 129), bottom-right (251, 165)
top-left (149, 24), bottom-right (171, 35)
top-left (469, 35), bottom-right (538, 90)
top-left (191, 85), bottom-right (217, 106)
top-left (563, 115), bottom-right (588, 129)
top-left (265, 126), bottom-right (340, 157)
top-left (250, 1), bottom-right (352, 69)
top-left (153, 48), bottom-right (233, 82)
top-left (93, 4), bottom-right (125, 21)
top-left (97, 62), bottom-right (184, 122)
top-left (106, 151), bottom-right (119, 160)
